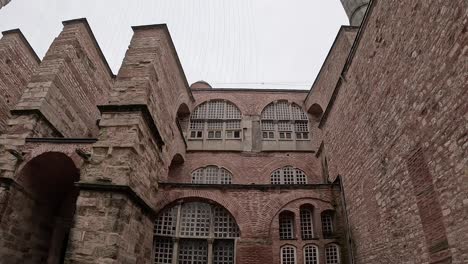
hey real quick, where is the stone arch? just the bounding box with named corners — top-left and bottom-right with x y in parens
top-left (155, 191), bottom-right (251, 235)
top-left (9, 151), bottom-right (80, 264)
top-left (167, 153), bottom-right (185, 182)
top-left (307, 103), bottom-right (324, 123)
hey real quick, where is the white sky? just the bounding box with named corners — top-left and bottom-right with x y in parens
top-left (0, 0), bottom-right (348, 89)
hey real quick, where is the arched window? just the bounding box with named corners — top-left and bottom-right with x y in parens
top-left (280, 245), bottom-right (297, 264)
top-left (279, 211), bottom-right (295, 240)
top-left (321, 211), bottom-right (334, 239)
top-left (300, 205), bottom-right (314, 240)
top-left (325, 244), bottom-right (340, 264)
top-left (271, 166), bottom-right (307, 184)
top-left (261, 101), bottom-right (309, 140)
top-left (154, 201), bottom-right (240, 264)
top-left (304, 244), bottom-right (319, 264)
top-left (191, 166), bottom-right (233, 184)
top-left (189, 100), bottom-right (242, 140)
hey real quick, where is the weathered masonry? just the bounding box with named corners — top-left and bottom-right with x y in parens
top-left (0, 0), bottom-right (466, 263)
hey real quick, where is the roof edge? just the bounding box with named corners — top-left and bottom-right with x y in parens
top-left (1, 29), bottom-right (41, 63)
top-left (62, 18), bottom-right (115, 78)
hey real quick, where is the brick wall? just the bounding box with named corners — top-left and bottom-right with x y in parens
top-left (0, 30), bottom-right (40, 133)
top-left (306, 0), bottom-right (468, 263)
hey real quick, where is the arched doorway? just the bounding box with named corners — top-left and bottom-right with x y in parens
top-left (10, 152), bottom-right (79, 263)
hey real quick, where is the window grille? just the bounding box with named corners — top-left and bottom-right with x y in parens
top-left (279, 212), bottom-right (295, 240)
top-left (154, 202), bottom-right (240, 264)
top-left (213, 240), bottom-right (235, 264)
top-left (325, 244), bottom-right (340, 264)
top-left (322, 212), bottom-right (334, 238)
top-left (191, 166), bottom-right (233, 184)
top-left (304, 245), bottom-right (319, 264)
top-left (189, 100), bottom-right (242, 140)
top-left (180, 203), bottom-right (211, 237)
top-left (280, 246), bottom-right (296, 264)
top-left (213, 207), bottom-right (240, 238)
top-left (270, 166), bottom-right (308, 185)
top-left (300, 209), bottom-right (314, 240)
top-left (155, 207), bottom-right (177, 236)
top-left (261, 101), bottom-right (310, 141)
top-left (178, 239), bottom-right (208, 264)
top-left (154, 237), bottom-right (173, 264)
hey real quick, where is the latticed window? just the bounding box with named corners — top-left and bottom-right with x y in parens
top-left (279, 211), bottom-right (295, 240)
top-left (154, 202), bottom-right (240, 264)
top-left (304, 245), bottom-right (319, 264)
top-left (280, 246), bottom-right (296, 264)
top-left (325, 244), bottom-right (340, 264)
top-left (321, 211), bottom-right (334, 238)
top-left (261, 101), bottom-right (309, 141)
top-left (191, 166), bottom-right (233, 184)
top-left (271, 166), bottom-right (308, 185)
top-left (300, 208), bottom-right (314, 240)
top-left (189, 100), bottom-right (242, 140)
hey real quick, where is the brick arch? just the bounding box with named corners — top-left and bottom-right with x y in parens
top-left (155, 190), bottom-right (252, 235)
top-left (18, 144), bottom-right (87, 174)
top-left (259, 194), bottom-right (334, 237)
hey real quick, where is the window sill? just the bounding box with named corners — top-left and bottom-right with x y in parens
top-left (207, 138), bottom-right (222, 140)
top-left (188, 138), bottom-right (203, 141)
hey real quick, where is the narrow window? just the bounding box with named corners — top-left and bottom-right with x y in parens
top-left (325, 244), bottom-right (340, 264)
top-left (304, 245), bottom-right (319, 264)
top-left (279, 211), bottom-right (295, 240)
top-left (300, 208), bottom-right (314, 240)
top-left (280, 246), bottom-right (296, 264)
top-left (321, 211), bottom-right (334, 238)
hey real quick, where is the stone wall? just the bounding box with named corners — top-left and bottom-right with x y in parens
top-left (307, 0), bottom-right (468, 263)
top-left (0, 30), bottom-right (40, 133)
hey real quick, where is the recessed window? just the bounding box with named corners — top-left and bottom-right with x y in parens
top-left (325, 244), bottom-right (340, 264)
top-left (261, 101), bottom-right (310, 141)
top-left (191, 166), bottom-right (233, 184)
top-left (154, 202), bottom-right (240, 264)
top-left (280, 246), bottom-right (296, 264)
top-left (300, 207), bottom-right (314, 240)
top-left (279, 211), bottom-right (295, 240)
top-left (304, 244), bottom-right (319, 264)
top-left (189, 100), bottom-right (242, 140)
top-left (321, 211), bottom-right (334, 238)
top-left (271, 166), bottom-right (307, 185)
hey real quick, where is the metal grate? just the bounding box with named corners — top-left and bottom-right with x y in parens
top-left (280, 246), bottom-right (296, 264)
top-left (294, 121), bottom-right (309, 132)
top-left (191, 166), bottom-right (233, 184)
top-left (180, 203), bottom-right (211, 237)
top-left (154, 237), bottom-right (173, 264)
top-left (213, 240), bottom-right (235, 264)
top-left (325, 244), bottom-right (340, 264)
top-left (322, 213), bottom-right (334, 237)
top-left (261, 103), bottom-right (276, 119)
top-left (207, 121), bottom-right (224, 130)
top-left (292, 104), bottom-right (308, 120)
top-left (279, 212), bottom-right (294, 240)
top-left (276, 102), bottom-right (290, 120)
top-left (278, 121), bottom-right (292, 131)
top-left (190, 120), bottom-right (205, 130)
top-left (213, 206), bottom-right (240, 238)
top-left (178, 239), bottom-right (208, 264)
top-left (300, 209), bottom-right (314, 240)
top-left (155, 207), bottom-right (177, 236)
top-left (271, 167), bottom-right (307, 185)
top-left (225, 103), bottom-right (241, 119)
top-left (192, 104), bottom-right (207, 119)
top-left (225, 120), bottom-right (241, 130)
top-left (208, 101), bottom-right (225, 119)
top-left (304, 245), bottom-right (319, 264)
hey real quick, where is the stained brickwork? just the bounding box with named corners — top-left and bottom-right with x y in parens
top-left (306, 0), bottom-right (468, 263)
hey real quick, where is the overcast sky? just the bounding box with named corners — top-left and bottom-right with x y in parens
top-left (0, 0), bottom-right (348, 89)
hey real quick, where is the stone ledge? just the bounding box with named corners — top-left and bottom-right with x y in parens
top-left (75, 182), bottom-right (156, 217)
top-left (10, 109), bottom-right (63, 137)
top-left (97, 104), bottom-right (164, 148)
top-left (25, 138), bottom-right (97, 144)
top-left (159, 182), bottom-right (340, 191)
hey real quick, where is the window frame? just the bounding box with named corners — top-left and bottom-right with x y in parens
top-left (303, 244), bottom-right (319, 264)
top-left (325, 243), bottom-right (341, 264)
top-left (188, 100), bottom-right (242, 141)
top-left (271, 166), bottom-right (308, 185)
top-left (191, 166), bottom-right (233, 185)
top-left (260, 101), bottom-right (311, 142)
top-left (279, 211), bottom-right (296, 240)
top-left (280, 245), bottom-right (297, 264)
